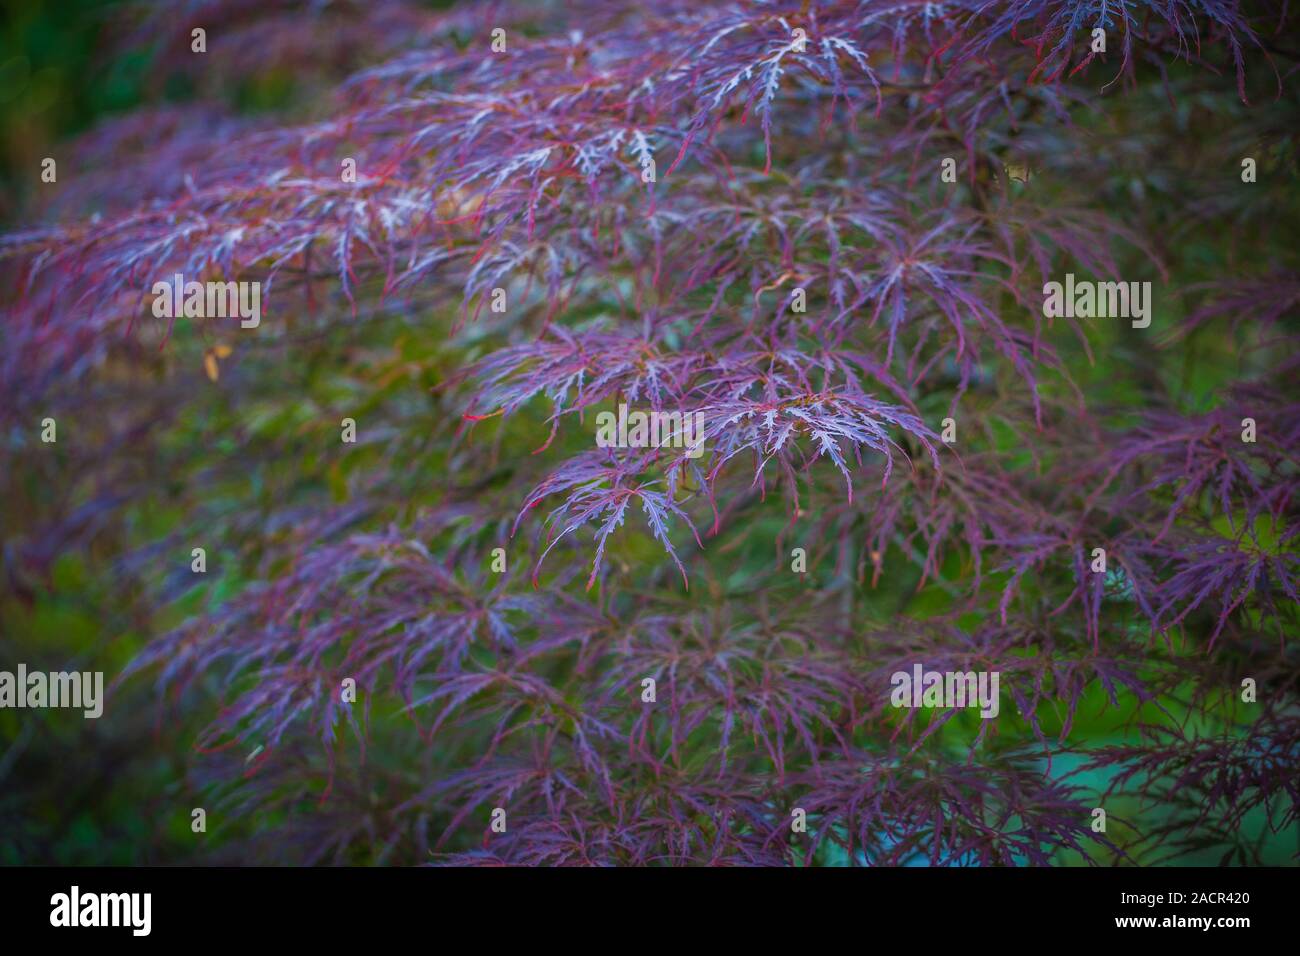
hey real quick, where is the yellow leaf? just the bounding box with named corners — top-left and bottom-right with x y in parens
top-left (1005, 162), bottom-right (1031, 183)
top-left (203, 353), bottom-right (219, 381)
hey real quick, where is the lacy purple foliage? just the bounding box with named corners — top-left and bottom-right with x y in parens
top-left (2, 0), bottom-right (1297, 865)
